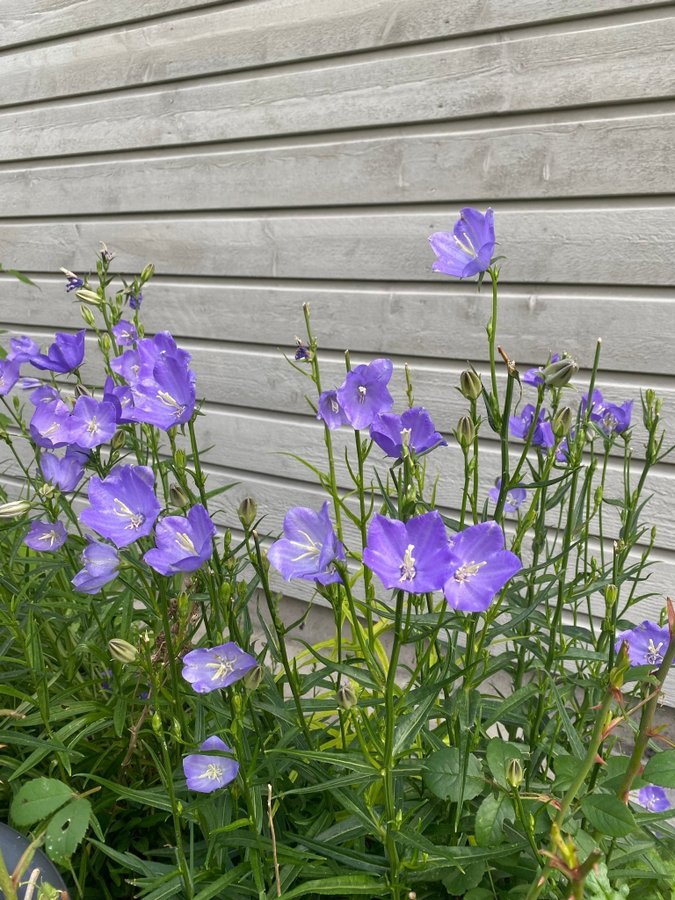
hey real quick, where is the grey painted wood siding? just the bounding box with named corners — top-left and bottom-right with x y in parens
top-left (1, 1), bottom-right (674, 694)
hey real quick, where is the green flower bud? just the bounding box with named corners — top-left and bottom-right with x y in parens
top-left (169, 483), bottom-right (189, 508)
top-left (459, 370), bottom-right (482, 401)
top-left (108, 638), bottom-right (138, 664)
top-left (506, 758), bottom-right (524, 789)
top-left (75, 288), bottom-right (103, 306)
top-left (455, 416), bottom-right (475, 450)
top-left (140, 263), bottom-right (155, 283)
top-left (0, 499), bottom-right (31, 518)
top-left (237, 496), bottom-right (257, 530)
top-left (552, 406), bottom-right (573, 437)
top-left (151, 711), bottom-right (163, 735)
top-left (74, 383), bottom-right (91, 399)
top-left (100, 333), bottom-right (111, 354)
top-left (605, 584), bottom-right (618, 609)
top-left (243, 665), bottom-right (264, 692)
top-left (80, 305), bottom-right (96, 327)
top-left (219, 582), bottom-right (232, 604)
top-left (111, 430), bottom-right (126, 451)
top-left (337, 682), bottom-right (357, 710)
top-left (171, 718), bottom-right (182, 742)
top-left (543, 357), bottom-right (578, 388)
top-left (174, 449), bottom-right (186, 472)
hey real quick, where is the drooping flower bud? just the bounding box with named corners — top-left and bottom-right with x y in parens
top-left (506, 757), bottom-right (524, 789)
top-left (243, 665), bottom-right (264, 692)
top-left (169, 483), bottom-right (190, 508)
top-left (75, 288), bottom-right (103, 306)
top-left (455, 416), bottom-right (475, 449)
top-left (552, 406), bottom-right (574, 437)
top-left (0, 499), bottom-right (31, 518)
top-left (109, 638), bottom-right (138, 664)
top-left (459, 370), bottom-right (482, 401)
top-left (543, 357), bottom-right (578, 388)
top-left (237, 497), bottom-right (257, 530)
top-left (337, 682), bottom-right (357, 710)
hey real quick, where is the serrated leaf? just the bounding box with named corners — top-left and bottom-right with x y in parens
top-left (643, 750), bottom-right (675, 788)
top-left (474, 793), bottom-right (514, 847)
top-left (11, 778), bottom-right (73, 826)
top-left (424, 748), bottom-right (484, 803)
top-left (486, 739), bottom-right (524, 789)
top-left (45, 797), bottom-right (91, 862)
top-left (580, 794), bottom-right (636, 838)
top-left (442, 860), bottom-right (486, 893)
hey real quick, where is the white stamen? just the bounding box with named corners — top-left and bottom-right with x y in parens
top-left (157, 390), bottom-right (186, 419)
top-left (357, 385), bottom-right (367, 404)
top-left (453, 230), bottom-right (477, 259)
top-left (199, 763), bottom-right (225, 781)
top-left (330, 398), bottom-right (340, 414)
top-left (399, 544), bottom-right (416, 582)
top-left (113, 498), bottom-right (145, 530)
top-left (453, 560), bottom-right (487, 582)
top-left (176, 532), bottom-right (197, 554)
top-left (38, 529), bottom-right (60, 548)
top-left (206, 654), bottom-right (236, 682)
top-left (87, 416), bottom-right (99, 434)
top-left (290, 528), bottom-right (322, 562)
top-left (646, 639), bottom-right (664, 666)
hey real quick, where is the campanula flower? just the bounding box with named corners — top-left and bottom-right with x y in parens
top-left (29, 396), bottom-right (72, 449)
top-left (127, 355), bottom-right (196, 430)
top-left (364, 511), bottom-right (453, 594)
top-left (71, 539), bottom-right (120, 594)
top-left (128, 290), bottom-right (142, 309)
top-left (60, 268), bottom-right (84, 292)
top-left (24, 519), bottom-right (67, 553)
top-left (268, 502), bottom-right (344, 585)
top-left (182, 642), bottom-right (257, 693)
top-left (615, 621), bottom-right (672, 667)
top-left (40, 448), bottom-right (86, 492)
top-left (523, 354), bottom-right (560, 387)
top-left (69, 396), bottom-right (118, 450)
top-left (7, 336), bottom-right (40, 363)
top-left (0, 359), bottom-right (19, 396)
top-left (509, 404), bottom-right (555, 450)
top-left (80, 465), bottom-right (160, 547)
top-left (31, 330), bottom-right (85, 374)
top-left (443, 521), bottom-right (522, 613)
top-left (488, 478), bottom-right (526, 514)
top-left (112, 320), bottom-right (138, 346)
top-left (317, 390), bottom-right (349, 430)
top-left (583, 389), bottom-right (632, 436)
top-left (429, 208), bottom-right (495, 279)
top-left (634, 785), bottom-right (670, 812)
top-left (370, 407), bottom-right (446, 459)
top-left (143, 504), bottom-right (216, 576)
top-left (336, 359), bottom-right (394, 430)
top-left (183, 736), bottom-right (238, 793)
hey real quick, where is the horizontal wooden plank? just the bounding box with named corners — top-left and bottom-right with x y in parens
top-left (5, 107), bottom-right (675, 211)
top-left (1, 275), bottom-right (674, 377)
top-left (4, 17), bottom-right (675, 164)
top-left (1, 3), bottom-right (669, 109)
top-left (0, 0), bottom-right (229, 50)
top-left (2, 208), bottom-right (675, 286)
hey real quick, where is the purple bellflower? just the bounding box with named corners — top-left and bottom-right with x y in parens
top-left (128, 355), bottom-right (196, 430)
top-left (143, 504), bottom-right (216, 576)
top-left (488, 478), bottom-right (527, 514)
top-left (317, 390), bottom-right (349, 430)
top-left (31, 330), bottom-right (85, 374)
top-left (370, 406), bottom-right (447, 459)
top-left (0, 359), bottom-right (19, 396)
top-left (364, 510), bottom-right (453, 594)
top-left (29, 397), bottom-right (72, 449)
top-left (112, 320), bottom-right (138, 346)
top-left (71, 539), bottom-right (120, 594)
top-left (69, 396), bottom-right (118, 450)
top-left (8, 336), bottom-right (40, 363)
top-left (40, 449), bottom-right (86, 493)
top-left (523, 353), bottom-right (560, 387)
top-left (24, 519), bottom-right (67, 553)
top-left (429, 208), bottom-right (495, 279)
top-left (182, 642), bottom-right (257, 693)
top-left (634, 785), bottom-right (670, 812)
top-left (267, 502), bottom-right (345, 585)
top-left (615, 621), bottom-right (672, 667)
top-left (583, 389), bottom-right (632, 436)
top-left (128, 290), bottom-right (142, 310)
top-left (443, 521), bottom-right (522, 613)
top-left (509, 404), bottom-right (555, 450)
top-left (336, 358), bottom-right (394, 431)
top-left (183, 736), bottom-right (238, 793)
top-left (80, 465), bottom-right (160, 547)
top-left (60, 268), bottom-right (84, 292)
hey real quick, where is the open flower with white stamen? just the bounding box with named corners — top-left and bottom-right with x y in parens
top-left (364, 510), bottom-right (453, 594)
top-left (443, 521), bottom-right (521, 613)
top-left (24, 519), bottom-right (67, 553)
top-left (429, 208), bottom-right (495, 279)
top-left (183, 736), bottom-right (239, 793)
top-left (143, 504), bottom-right (215, 576)
top-left (336, 358), bottom-right (394, 431)
top-left (267, 502), bottom-right (344, 585)
top-left (81, 464), bottom-right (160, 548)
top-left (615, 621), bottom-right (672, 668)
top-left (182, 642), bottom-right (257, 694)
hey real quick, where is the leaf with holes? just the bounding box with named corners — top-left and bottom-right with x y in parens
top-left (11, 778), bottom-right (73, 827)
top-left (45, 798), bottom-right (91, 863)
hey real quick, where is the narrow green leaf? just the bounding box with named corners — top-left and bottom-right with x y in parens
top-left (279, 876), bottom-right (388, 897)
top-left (483, 683), bottom-right (538, 729)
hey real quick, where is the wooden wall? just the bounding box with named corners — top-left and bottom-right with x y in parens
top-left (1, 0), bottom-right (674, 693)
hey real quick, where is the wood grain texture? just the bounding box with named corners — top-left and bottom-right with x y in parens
top-left (4, 107), bottom-right (675, 207)
top-left (1, 2), bottom-right (669, 107)
top-left (4, 13), bottom-right (675, 156)
top-left (2, 208), bottom-right (675, 286)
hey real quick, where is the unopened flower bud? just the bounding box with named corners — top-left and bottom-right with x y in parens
top-left (337, 682), bottom-right (357, 710)
top-left (75, 288), bottom-right (103, 306)
top-left (111, 430), bottom-right (126, 451)
top-left (151, 711), bottom-right (163, 735)
top-left (80, 305), bottom-right (96, 327)
top-left (140, 263), bottom-right (155, 283)
top-left (459, 370), bottom-right (482, 401)
top-left (0, 499), bottom-right (31, 518)
top-left (38, 483), bottom-right (55, 499)
top-left (174, 449), bottom-right (186, 472)
top-left (169, 483), bottom-right (189, 508)
top-left (610, 642), bottom-right (630, 690)
top-left (237, 497), bottom-right (257, 530)
top-left (506, 758), bottom-right (523, 789)
top-left (74, 383), bottom-right (91, 399)
top-left (100, 333), bottom-right (111, 354)
top-left (108, 638), bottom-right (138, 664)
top-left (552, 406), bottom-right (573, 437)
top-left (243, 665), bottom-right (264, 692)
top-left (171, 718), bottom-right (182, 742)
top-left (219, 582), bottom-right (232, 604)
top-left (543, 357), bottom-right (578, 388)
top-left (456, 416), bottom-right (475, 449)
top-left (604, 584), bottom-right (618, 609)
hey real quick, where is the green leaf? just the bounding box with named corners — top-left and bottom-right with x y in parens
top-left (424, 748), bottom-right (484, 803)
top-left (45, 798), bottom-right (91, 862)
top-left (11, 777), bottom-right (73, 826)
top-left (580, 794), bottom-right (636, 838)
top-left (474, 794), bottom-right (514, 847)
top-left (483, 683), bottom-right (538, 728)
top-left (486, 739), bottom-right (524, 789)
top-left (643, 750), bottom-right (675, 788)
top-left (442, 860), bottom-right (486, 894)
top-left (279, 876), bottom-right (388, 897)
top-left (553, 754), bottom-right (579, 792)
top-left (393, 691), bottom-right (440, 757)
